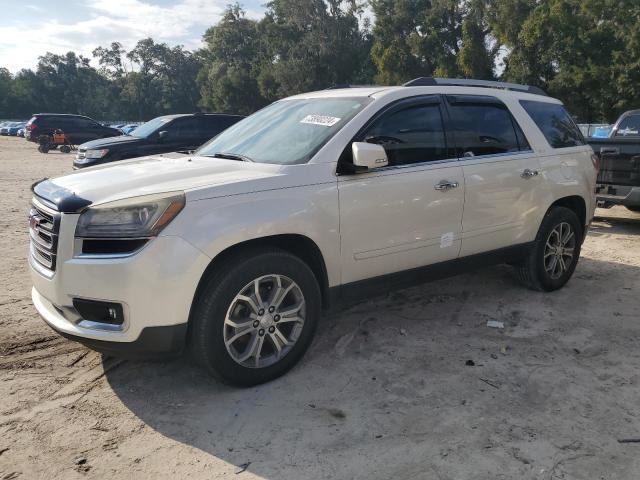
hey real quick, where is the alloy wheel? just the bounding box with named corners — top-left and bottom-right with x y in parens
top-left (223, 274), bottom-right (306, 368)
top-left (543, 222), bottom-right (576, 280)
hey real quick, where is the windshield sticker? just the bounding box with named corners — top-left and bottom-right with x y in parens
top-left (300, 115), bottom-right (341, 127)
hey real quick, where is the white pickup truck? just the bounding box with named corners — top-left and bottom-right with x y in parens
top-left (29, 78), bottom-right (597, 386)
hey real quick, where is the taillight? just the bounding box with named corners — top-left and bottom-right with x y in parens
top-left (591, 153), bottom-right (600, 172)
top-left (27, 124), bottom-right (37, 131)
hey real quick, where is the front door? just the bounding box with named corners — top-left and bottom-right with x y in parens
top-left (337, 96), bottom-right (465, 284)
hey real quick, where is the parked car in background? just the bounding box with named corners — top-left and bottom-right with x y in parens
top-left (73, 113), bottom-right (244, 169)
top-left (25, 114), bottom-right (121, 145)
top-left (30, 78), bottom-right (596, 386)
top-left (0, 121), bottom-right (24, 135)
top-left (588, 109), bottom-right (640, 212)
top-left (7, 122), bottom-right (26, 136)
top-left (16, 127), bottom-right (25, 137)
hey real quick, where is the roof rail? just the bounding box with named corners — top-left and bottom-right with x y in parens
top-left (325, 84), bottom-right (382, 90)
top-left (402, 77), bottom-right (547, 96)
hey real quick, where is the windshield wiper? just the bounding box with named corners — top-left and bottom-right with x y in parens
top-left (207, 152), bottom-right (254, 162)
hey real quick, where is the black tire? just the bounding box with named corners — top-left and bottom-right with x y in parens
top-left (60, 145), bottom-right (71, 154)
top-left (626, 206), bottom-right (640, 213)
top-left (189, 248), bottom-right (321, 386)
top-left (39, 145), bottom-right (49, 154)
top-left (515, 206), bottom-right (583, 291)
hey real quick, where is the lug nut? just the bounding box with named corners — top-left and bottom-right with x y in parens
top-left (268, 306), bottom-right (275, 313)
top-left (268, 326), bottom-right (275, 333)
top-left (274, 315), bottom-right (280, 322)
top-left (252, 320), bottom-right (260, 328)
top-left (258, 309), bottom-right (265, 316)
top-left (259, 329), bottom-right (265, 336)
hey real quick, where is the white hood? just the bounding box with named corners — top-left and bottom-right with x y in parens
top-left (35, 154), bottom-right (290, 209)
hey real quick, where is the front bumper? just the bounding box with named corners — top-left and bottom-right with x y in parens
top-left (34, 288), bottom-right (188, 358)
top-left (596, 184), bottom-right (640, 208)
top-left (30, 213), bottom-right (212, 357)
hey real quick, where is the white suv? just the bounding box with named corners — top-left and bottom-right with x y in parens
top-left (29, 78), bottom-right (597, 385)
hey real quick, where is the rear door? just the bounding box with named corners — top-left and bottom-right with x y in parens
top-left (446, 95), bottom-right (544, 257)
top-left (62, 117), bottom-right (89, 144)
top-left (337, 95), bottom-right (465, 284)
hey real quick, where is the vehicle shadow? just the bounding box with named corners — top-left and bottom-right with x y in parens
top-left (591, 207), bottom-right (640, 236)
top-left (104, 247), bottom-right (640, 479)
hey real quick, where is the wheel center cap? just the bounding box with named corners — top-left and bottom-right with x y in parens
top-left (260, 315), bottom-right (274, 328)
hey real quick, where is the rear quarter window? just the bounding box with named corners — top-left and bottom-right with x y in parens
top-left (520, 100), bottom-right (585, 149)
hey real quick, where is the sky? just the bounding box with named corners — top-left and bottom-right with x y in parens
top-left (0, 0), bottom-right (266, 73)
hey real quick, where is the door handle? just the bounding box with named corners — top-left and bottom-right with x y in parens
top-left (600, 147), bottom-right (619, 155)
top-left (521, 169), bottom-right (539, 179)
top-left (434, 180), bottom-right (459, 191)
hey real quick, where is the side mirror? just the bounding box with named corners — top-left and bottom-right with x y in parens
top-left (352, 142), bottom-right (388, 170)
top-left (158, 130), bottom-right (169, 142)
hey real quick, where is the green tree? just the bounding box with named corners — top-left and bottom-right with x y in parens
top-left (370, 0), bottom-right (466, 84)
top-left (198, 4), bottom-right (266, 114)
top-left (457, 1), bottom-right (495, 79)
top-left (496, 0), bottom-right (640, 122)
top-left (258, 0), bottom-right (373, 97)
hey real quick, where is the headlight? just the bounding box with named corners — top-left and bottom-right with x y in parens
top-left (84, 149), bottom-right (109, 159)
top-left (75, 192), bottom-right (185, 238)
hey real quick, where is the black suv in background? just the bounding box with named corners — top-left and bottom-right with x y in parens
top-left (73, 113), bottom-right (245, 169)
top-left (25, 114), bottom-right (121, 144)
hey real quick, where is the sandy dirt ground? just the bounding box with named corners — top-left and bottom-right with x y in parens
top-left (1, 135), bottom-right (640, 479)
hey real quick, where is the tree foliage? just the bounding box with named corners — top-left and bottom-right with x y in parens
top-left (1, 0), bottom-right (639, 123)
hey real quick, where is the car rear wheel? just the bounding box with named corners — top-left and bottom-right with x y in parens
top-left (515, 206), bottom-right (582, 291)
top-left (189, 248), bottom-right (321, 386)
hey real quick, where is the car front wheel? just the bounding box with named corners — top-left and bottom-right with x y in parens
top-left (189, 248), bottom-right (321, 386)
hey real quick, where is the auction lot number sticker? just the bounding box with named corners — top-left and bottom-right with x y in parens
top-left (300, 115), bottom-right (342, 127)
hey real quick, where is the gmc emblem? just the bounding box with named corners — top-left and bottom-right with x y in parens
top-left (29, 215), bottom-right (41, 232)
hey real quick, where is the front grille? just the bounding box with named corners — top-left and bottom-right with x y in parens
top-left (29, 199), bottom-right (61, 271)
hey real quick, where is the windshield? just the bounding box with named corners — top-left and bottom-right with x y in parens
top-left (130, 117), bottom-right (172, 138)
top-left (196, 97), bottom-right (371, 164)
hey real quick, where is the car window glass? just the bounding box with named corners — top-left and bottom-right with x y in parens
top-left (361, 103), bottom-right (448, 166)
top-left (514, 120), bottom-right (531, 150)
top-left (447, 99), bottom-right (520, 157)
top-left (519, 100), bottom-right (585, 148)
top-left (53, 117), bottom-right (72, 130)
top-left (202, 116), bottom-right (237, 136)
top-left (166, 118), bottom-right (199, 139)
top-left (74, 118), bottom-right (93, 128)
top-left (616, 115), bottom-right (640, 136)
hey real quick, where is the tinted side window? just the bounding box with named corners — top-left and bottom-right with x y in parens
top-left (51, 117), bottom-right (72, 130)
top-left (520, 100), bottom-right (585, 148)
top-left (202, 116), bottom-right (239, 136)
top-left (615, 114), bottom-right (640, 137)
top-left (447, 98), bottom-right (520, 157)
top-left (514, 120), bottom-right (531, 151)
top-left (74, 117), bottom-right (95, 128)
top-left (165, 118), bottom-right (200, 139)
top-left (362, 103), bottom-right (448, 166)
